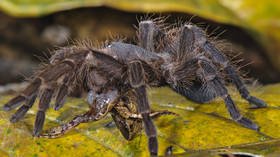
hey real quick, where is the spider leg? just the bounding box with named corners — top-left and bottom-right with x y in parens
top-left (26, 62), bottom-right (75, 137)
top-left (170, 25), bottom-right (218, 103)
top-left (176, 24), bottom-right (266, 108)
top-left (173, 80), bottom-right (218, 103)
top-left (3, 48), bottom-right (123, 136)
top-left (3, 50), bottom-right (90, 137)
top-left (3, 78), bottom-right (41, 111)
top-left (198, 59), bottom-right (259, 130)
top-left (138, 20), bottom-right (167, 53)
top-left (3, 61), bottom-right (75, 113)
top-left (203, 38), bottom-right (267, 108)
top-left (128, 60), bottom-right (158, 156)
top-left (139, 20), bottom-right (156, 51)
top-left (54, 75), bottom-right (72, 110)
top-left (3, 62), bottom-right (73, 126)
top-left (10, 94), bottom-right (37, 123)
top-left (34, 88), bottom-right (55, 136)
top-left (167, 58), bottom-right (217, 103)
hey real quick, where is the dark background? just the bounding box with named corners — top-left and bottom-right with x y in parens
top-left (0, 7), bottom-right (279, 85)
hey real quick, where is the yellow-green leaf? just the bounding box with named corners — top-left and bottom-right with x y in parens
top-left (1, 84), bottom-right (280, 156)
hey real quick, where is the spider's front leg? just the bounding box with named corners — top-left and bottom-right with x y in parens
top-left (3, 60), bottom-right (78, 136)
top-left (2, 48), bottom-right (90, 136)
top-left (3, 48), bottom-right (123, 137)
top-left (127, 60), bottom-right (158, 156)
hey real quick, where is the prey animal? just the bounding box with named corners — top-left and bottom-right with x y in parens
top-left (3, 18), bottom-right (267, 156)
top-left (39, 90), bottom-right (175, 140)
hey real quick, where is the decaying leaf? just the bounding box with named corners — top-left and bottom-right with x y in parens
top-left (1, 84), bottom-right (280, 156)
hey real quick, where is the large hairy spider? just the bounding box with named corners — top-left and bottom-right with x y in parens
top-left (3, 18), bottom-right (267, 156)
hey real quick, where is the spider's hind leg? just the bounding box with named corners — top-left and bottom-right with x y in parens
top-left (171, 25), bottom-right (218, 103)
top-left (197, 59), bottom-right (259, 130)
top-left (204, 42), bottom-right (267, 108)
top-left (177, 23), bottom-right (267, 108)
top-left (173, 80), bottom-right (218, 103)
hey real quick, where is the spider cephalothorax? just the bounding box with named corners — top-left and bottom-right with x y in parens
top-left (3, 18), bottom-right (267, 156)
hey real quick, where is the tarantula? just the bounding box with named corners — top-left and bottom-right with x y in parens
top-left (3, 18), bottom-right (267, 156)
